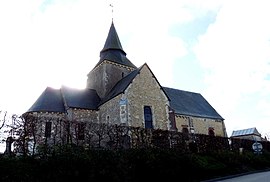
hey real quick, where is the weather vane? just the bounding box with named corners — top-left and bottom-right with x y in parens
top-left (109, 3), bottom-right (114, 21)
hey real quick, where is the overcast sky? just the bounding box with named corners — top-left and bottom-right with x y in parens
top-left (0, 0), bottom-right (270, 141)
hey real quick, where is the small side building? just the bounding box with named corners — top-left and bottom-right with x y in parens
top-left (230, 127), bottom-right (262, 141)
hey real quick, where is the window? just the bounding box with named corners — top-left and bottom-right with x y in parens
top-left (208, 127), bottom-right (215, 136)
top-left (144, 106), bottom-right (153, 129)
top-left (45, 122), bottom-right (52, 138)
top-left (78, 122), bottom-right (86, 140)
top-left (182, 127), bottom-right (189, 140)
top-left (168, 106), bottom-right (177, 130)
top-left (182, 127), bottom-right (189, 134)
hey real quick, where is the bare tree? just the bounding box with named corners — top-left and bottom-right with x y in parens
top-left (8, 114), bottom-right (29, 156)
top-left (0, 110), bottom-right (13, 155)
top-left (0, 110), bottom-right (7, 131)
top-left (92, 123), bottom-right (108, 148)
top-left (5, 113), bottom-right (41, 156)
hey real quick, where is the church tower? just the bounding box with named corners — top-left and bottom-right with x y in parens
top-left (86, 22), bottom-right (137, 98)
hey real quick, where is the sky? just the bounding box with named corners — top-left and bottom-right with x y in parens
top-left (0, 0), bottom-right (270, 145)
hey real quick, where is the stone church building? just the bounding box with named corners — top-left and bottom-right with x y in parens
top-left (24, 22), bottom-right (227, 148)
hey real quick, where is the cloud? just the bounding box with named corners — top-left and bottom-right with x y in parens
top-left (194, 0), bottom-right (270, 135)
top-left (1, 0), bottom-right (269, 139)
top-left (0, 0), bottom-right (225, 114)
top-left (0, 0), bottom-right (109, 114)
top-left (114, 0), bottom-right (222, 87)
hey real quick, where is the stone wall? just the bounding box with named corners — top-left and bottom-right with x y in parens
top-left (67, 108), bottom-right (98, 123)
top-left (175, 114), bottom-right (226, 137)
top-left (125, 64), bottom-right (170, 130)
top-left (87, 61), bottom-right (135, 98)
top-left (26, 109), bottom-right (99, 149)
top-left (99, 94), bottom-right (122, 125)
top-left (25, 112), bottom-right (67, 148)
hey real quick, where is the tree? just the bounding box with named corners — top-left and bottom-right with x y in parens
top-left (6, 113), bottom-right (43, 156)
top-left (0, 110), bottom-right (10, 154)
top-left (0, 110), bottom-right (7, 131)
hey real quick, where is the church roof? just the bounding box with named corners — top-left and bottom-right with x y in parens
top-left (95, 22), bottom-right (136, 69)
top-left (27, 86), bottom-right (101, 113)
top-left (163, 87), bottom-right (224, 120)
top-left (100, 68), bottom-right (140, 105)
top-left (26, 22), bottom-right (224, 122)
top-left (99, 63), bottom-right (170, 106)
top-left (101, 22), bottom-right (125, 53)
top-left (99, 65), bottom-right (223, 121)
top-left (26, 76), bottom-right (224, 120)
top-left (61, 86), bottom-right (100, 110)
top-left (27, 87), bottom-right (65, 113)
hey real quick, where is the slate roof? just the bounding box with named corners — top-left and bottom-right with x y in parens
top-left (101, 22), bottom-right (125, 53)
top-left (163, 87), bottom-right (224, 120)
top-left (26, 22), bottom-right (223, 121)
top-left (27, 76), bottom-right (224, 121)
top-left (99, 63), bottom-right (170, 106)
top-left (95, 22), bottom-right (136, 69)
top-left (27, 86), bottom-right (101, 113)
top-left (27, 87), bottom-right (65, 113)
top-left (231, 127), bottom-right (261, 137)
top-left (99, 67), bottom-right (140, 105)
top-left (61, 86), bottom-right (100, 110)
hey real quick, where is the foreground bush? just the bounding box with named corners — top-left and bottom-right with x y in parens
top-left (1, 146), bottom-right (270, 182)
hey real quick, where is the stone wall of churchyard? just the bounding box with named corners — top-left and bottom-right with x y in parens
top-left (125, 65), bottom-right (170, 130)
top-left (175, 115), bottom-right (226, 137)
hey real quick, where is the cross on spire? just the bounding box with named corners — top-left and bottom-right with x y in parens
top-left (109, 3), bottom-right (114, 21)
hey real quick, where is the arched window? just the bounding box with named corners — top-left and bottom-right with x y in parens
top-left (182, 127), bottom-right (189, 140)
top-left (144, 106), bottom-right (153, 129)
top-left (209, 127), bottom-right (215, 136)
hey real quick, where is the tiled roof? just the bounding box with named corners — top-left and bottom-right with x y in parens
top-left (163, 87), bottom-right (224, 120)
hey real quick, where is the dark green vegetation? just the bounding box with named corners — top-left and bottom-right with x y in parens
top-left (1, 146), bottom-right (270, 182)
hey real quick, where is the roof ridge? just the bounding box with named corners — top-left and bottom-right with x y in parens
top-left (163, 86), bottom-right (201, 95)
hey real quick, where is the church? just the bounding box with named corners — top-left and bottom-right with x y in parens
top-left (24, 22), bottom-right (227, 147)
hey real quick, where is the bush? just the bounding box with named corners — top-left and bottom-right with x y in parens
top-left (1, 147), bottom-right (270, 182)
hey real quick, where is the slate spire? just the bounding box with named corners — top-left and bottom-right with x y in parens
top-left (101, 21), bottom-right (125, 54)
top-left (96, 22), bottom-right (136, 68)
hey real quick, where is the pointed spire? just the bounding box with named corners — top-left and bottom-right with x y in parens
top-left (95, 22), bottom-right (136, 69)
top-left (101, 22), bottom-right (126, 55)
